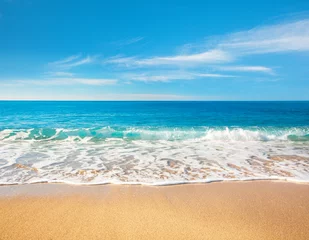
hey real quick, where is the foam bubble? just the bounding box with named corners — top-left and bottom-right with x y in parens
top-left (0, 128), bottom-right (309, 185)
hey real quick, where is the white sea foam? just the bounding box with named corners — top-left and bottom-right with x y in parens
top-left (0, 128), bottom-right (309, 185)
top-left (0, 127), bottom-right (308, 141)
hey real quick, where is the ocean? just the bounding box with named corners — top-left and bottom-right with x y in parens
top-left (0, 101), bottom-right (309, 185)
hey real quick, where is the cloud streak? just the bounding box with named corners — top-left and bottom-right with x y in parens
top-left (46, 72), bottom-right (75, 77)
top-left (136, 49), bottom-right (232, 66)
top-left (1, 78), bottom-right (117, 86)
top-left (125, 71), bottom-right (236, 82)
top-left (218, 19), bottom-right (309, 54)
top-left (48, 55), bottom-right (95, 69)
top-left (216, 66), bottom-right (274, 74)
top-left (103, 18), bottom-right (309, 72)
top-left (105, 49), bottom-right (232, 67)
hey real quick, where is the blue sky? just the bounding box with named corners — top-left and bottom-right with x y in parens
top-left (1, 0), bottom-right (309, 100)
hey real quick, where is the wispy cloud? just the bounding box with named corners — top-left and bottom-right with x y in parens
top-left (112, 37), bottom-right (145, 47)
top-left (104, 19), bottom-right (309, 71)
top-left (218, 19), bottom-right (309, 55)
top-left (6, 17), bottom-right (306, 95)
top-left (193, 73), bottom-right (236, 78)
top-left (46, 71), bottom-right (75, 77)
top-left (216, 65), bottom-right (274, 74)
top-left (105, 49), bottom-right (232, 67)
top-left (1, 78), bottom-right (117, 86)
top-left (103, 55), bottom-right (137, 67)
top-left (126, 72), bottom-right (194, 82)
top-left (67, 78), bottom-right (117, 86)
top-left (49, 55), bottom-right (81, 65)
top-left (48, 55), bottom-right (95, 69)
top-left (137, 49), bottom-right (232, 66)
top-left (124, 71), bottom-right (236, 82)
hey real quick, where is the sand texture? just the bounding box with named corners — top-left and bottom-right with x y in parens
top-left (0, 181), bottom-right (309, 240)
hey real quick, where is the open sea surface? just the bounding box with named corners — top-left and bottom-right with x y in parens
top-left (0, 101), bottom-right (309, 185)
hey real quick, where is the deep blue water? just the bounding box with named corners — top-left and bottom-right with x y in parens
top-left (1, 101), bottom-right (309, 129)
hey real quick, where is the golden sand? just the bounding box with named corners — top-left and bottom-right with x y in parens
top-left (0, 181), bottom-right (309, 240)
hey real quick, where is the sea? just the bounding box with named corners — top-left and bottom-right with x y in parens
top-left (0, 101), bottom-right (309, 185)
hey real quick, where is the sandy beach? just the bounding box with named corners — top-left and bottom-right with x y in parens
top-left (0, 181), bottom-right (308, 240)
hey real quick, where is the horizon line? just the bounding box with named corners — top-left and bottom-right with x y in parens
top-left (1, 99), bottom-right (309, 102)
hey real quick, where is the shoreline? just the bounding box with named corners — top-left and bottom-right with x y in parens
top-left (1, 181), bottom-right (309, 239)
top-left (1, 176), bottom-right (309, 188)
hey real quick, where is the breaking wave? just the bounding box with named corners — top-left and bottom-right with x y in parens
top-left (0, 127), bottom-right (309, 142)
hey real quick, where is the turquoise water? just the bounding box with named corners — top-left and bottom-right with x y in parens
top-left (0, 101), bottom-right (309, 185)
top-left (1, 101), bottom-right (309, 128)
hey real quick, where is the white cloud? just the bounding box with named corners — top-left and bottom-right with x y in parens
top-left (6, 18), bottom-right (306, 95)
top-left (137, 49), bottom-right (232, 65)
top-left (68, 78), bottom-right (117, 86)
top-left (49, 55), bottom-right (81, 65)
top-left (218, 19), bottom-right (309, 54)
top-left (103, 56), bottom-right (137, 67)
top-left (2, 78), bottom-right (117, 86)
top-left (105, 49), bottom-right (232, 67)
top-left (130, 75), bottom-right (183, 82)
top-left (216, 66), bottom-right (274, 74)
top-left (48, 55), bottom-right (95, 69)
top-left (46, 71), bottom-right (75, 77)
top-left (193, 73), bottom-right (236, 78)
top-left (125, 71), bottom-right (236, 82)
top-left (127, 72), bottom-right (194, 82)
top-left (104, 19), bottom-right (309, 71)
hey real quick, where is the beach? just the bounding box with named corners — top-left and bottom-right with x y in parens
top-left (0, 181), bottom-right (309, 240)
top-left (2, 0), bottom-right (309, 237)
top-left (1, 102), bottom-right (309, 239)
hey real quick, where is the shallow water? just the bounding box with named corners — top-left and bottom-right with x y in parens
top-left (0, 101), bottom-right (309, 185)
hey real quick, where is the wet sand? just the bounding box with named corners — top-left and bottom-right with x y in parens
top-left (0, 181), bottom-right (309, 240)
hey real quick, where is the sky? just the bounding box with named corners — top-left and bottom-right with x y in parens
top-left (0, 0), bottom-right (309, 100)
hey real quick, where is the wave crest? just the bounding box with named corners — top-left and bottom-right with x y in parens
top-left (0, 127), bottom-right (309, 142)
